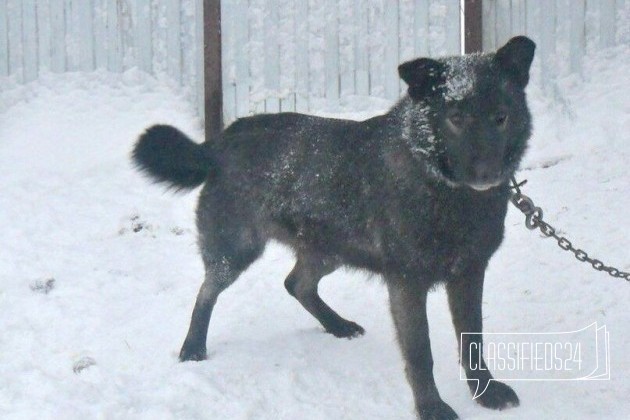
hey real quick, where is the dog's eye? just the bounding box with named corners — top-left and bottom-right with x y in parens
top-left (495, 112), bottom-right (508, 127)
top-left (447, 112), bottom-right (470, 129)
top-left (449, 114), bottom-right (463, 127)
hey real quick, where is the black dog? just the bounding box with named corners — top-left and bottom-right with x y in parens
top-left (133, 36), bottom-right (535, 419)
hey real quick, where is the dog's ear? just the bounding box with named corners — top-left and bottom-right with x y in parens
top-left (398, 58), bottom-right (445, 99)
top-left (495, 36), bottom-right (536, 87)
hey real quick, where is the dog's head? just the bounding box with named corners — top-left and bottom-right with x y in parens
top-left (398, 36), bottom-right (535, 191)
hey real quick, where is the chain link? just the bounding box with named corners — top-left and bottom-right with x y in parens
top-left (509, 176), bottom-right (630, 282)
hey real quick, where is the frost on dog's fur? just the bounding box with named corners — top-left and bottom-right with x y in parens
top-left (394, 51), bottom-right (513, 186)
top-left (394, 97), bottom-right (452, 184)
top-left (442, 53), bottom-right (491, 101)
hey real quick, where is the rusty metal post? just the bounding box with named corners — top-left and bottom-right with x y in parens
top-left (204, 0), bottom-right (223, 141)
top-left (464, 0), bottom-right (483, 53)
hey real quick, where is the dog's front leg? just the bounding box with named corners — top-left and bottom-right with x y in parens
top-left (446, 263), bottom-right (519, 410)
top-left (387, 279), bottom-right (458, 420)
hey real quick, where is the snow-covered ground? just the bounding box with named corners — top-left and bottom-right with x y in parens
top-left (1, 46), bottom-right (628, 419)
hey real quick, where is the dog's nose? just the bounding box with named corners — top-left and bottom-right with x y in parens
top-left (473, 163), bottom-right (497, 183)
top-left (469, 164), bottom-right (503, 191)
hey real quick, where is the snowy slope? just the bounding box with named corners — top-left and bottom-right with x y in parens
top-left (1, 47), bottom-right (629, 419)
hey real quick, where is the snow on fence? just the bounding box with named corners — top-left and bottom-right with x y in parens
top-left (220, 0), bottom-right (461, 122)
top-left (482, 0), bottom-right (629, 91)
top-left (1, 1), bottom-right (628, 122)
top-left (0, 0), bottom-right (461, 123)
top-left (0, 0), bottom-right (204, 116)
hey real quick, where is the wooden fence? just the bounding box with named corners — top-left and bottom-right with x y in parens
top-left (219, 0), bottom-right (461, 122)
top-left (0, 0), bottom-right (462, 124)
top-left (481, 0), bottom-right (628, 89)
top-left (1, 1), bottom-right (628, 125)
top-left (0, 0), bottom-right (204, 116)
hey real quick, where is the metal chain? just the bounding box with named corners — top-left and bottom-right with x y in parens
top-left (509, 176), bottom-right (630, 282)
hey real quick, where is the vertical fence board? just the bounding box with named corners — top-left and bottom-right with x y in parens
top-left (234, 0), bottom-right (249, 117)
top-left (307, 0), bottom-right (326, 104)
top-left (78, 0), bottom-right (94, 71)
top-left (384, 0), bottom-right (399, 99)
top-left (195, 0), bottom-right (204, 118)
top-left (482, 0), bottom-right (497, 50)
top-left (0, 1), bottom-right (8, 77)
top-left (367, 3), bottom-right (383, 97)
top-left (22, 0), bottom-right (38, 82)
top-left (264, 0), bottom-right (280, 112)
top-left (570, 0), bottom-right (586, 74)
top-left (50, 0), bottom-right (66, 72)
top-left (248, 0), bottom-right (265, 114)
top-left (338, 0), bottom-right (354, 98)
top-left (585, 0), bottom-right (599, 54)
top-left (525, 0), bottom-right (539, 40)
top-left (151, 1), bottom-right (165, 75)
top-left (278, 0), bottom-right (295, 112)
top-left (556, 0), bottom-right (571, 76)
top-left (353, 0), bottom-right (369, 96)
top-left (7, 0), bottom-right (23, 82)
top-left (93, 0), bottom-right (107, 69)
top-left (600, 0), bottom-right (616, 48)
top-left (180, 0), bottom-right (196, 101)
top-left (399, 0), bottom-right (415, 64)
top-left (65, 0), bottom-right (79, 71)
top-left (295, 0), bottom-right (309, 111)
top-left (443, 0), bottom-right (460, 55)
top-left (166, 0), bottom-right (181, 83)
top-left (617, 0), bottom-right (627, 43)
top-left (0, 1), bottom-right (9, 76)
top-left (511, 0), bottom-right (526, 35)
top-left (121, 1), bottom-right (134, 70)
top-left (325, 0), bottom-right (339, 108)
top-left (133, 0), bottom-right (152, 73)
top-left (413, 0), bottom-right (429, 56)
top-left (107, 0), bottom-right (122, 71)
top-left (494, 0), bottom-right (511, 46)
top-left (539, 0), bottom-right (556, 92)
top-left (37, 0), bottom-right (52, 72)
top-left (220, 0), bottom-right (235, 122)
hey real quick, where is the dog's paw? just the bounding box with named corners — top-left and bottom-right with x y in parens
top-left (326, 320), bottom-right (365, 339)
top-left (418, 400), bottom-right (459, 420)
top-left (473, 380), bottom-right (519, 410)
top-left (179, 344), bottom-right (207, 362)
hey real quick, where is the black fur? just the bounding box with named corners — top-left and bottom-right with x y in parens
top-left (133, 124), bottom-right (214, 189)
top-left (132, 37), bottom-right (535, 419)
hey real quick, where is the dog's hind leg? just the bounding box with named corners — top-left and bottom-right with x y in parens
top-left (179, 216), bottom-right (265, 361)
top-left (285, 252), bottom-right (365, 338)
top-left (179, 262), bottom-right (238, 361)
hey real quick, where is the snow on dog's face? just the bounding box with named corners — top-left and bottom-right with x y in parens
top-left (398, 36), bottom-right (535, 191)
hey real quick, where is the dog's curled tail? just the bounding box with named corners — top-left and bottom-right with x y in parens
top-left (132, 125), bottom-right (214, 190)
